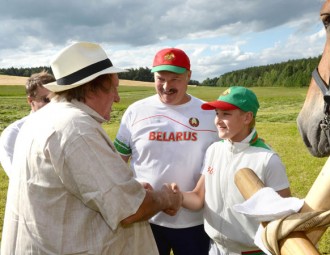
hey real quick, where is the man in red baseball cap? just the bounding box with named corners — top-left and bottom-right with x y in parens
top-left (150, 48), bottom-right (192, 105)
top-left (115, 48), bottom-right (219, 255)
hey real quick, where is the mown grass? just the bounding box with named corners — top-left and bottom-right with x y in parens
top-left (0, 84), bottom-right (329, 254)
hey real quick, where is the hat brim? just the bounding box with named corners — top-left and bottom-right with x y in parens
top-left (151, 65), bottom-right (187, 74)
top-left (44, 66), bottom-right (127, 92)
top-left (201, 101), bottom-right (239, 111)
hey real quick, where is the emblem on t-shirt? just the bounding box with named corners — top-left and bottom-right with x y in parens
top-left (189, 117), bottom-right (199, 127)
top-left (207, 166), bottom-right (214, 175)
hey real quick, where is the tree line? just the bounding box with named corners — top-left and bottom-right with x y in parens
top-left (0, 66), bottom-right (199, 86)
top-left (212, 56), bottom-right (321, 87)
top-left (0, 55), bottom-right (321, 87)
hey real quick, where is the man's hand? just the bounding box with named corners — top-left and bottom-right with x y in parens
top-left (121, 182), bottom-right (182, 226)
top-left (161, 183), bottom-right (182, 216)
top-left (141, 182), bottom-right (154, 191)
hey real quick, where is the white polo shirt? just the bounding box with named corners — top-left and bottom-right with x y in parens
top-left (203, 129), bottom-right (289, 253)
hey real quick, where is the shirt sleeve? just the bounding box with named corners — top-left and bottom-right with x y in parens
top-left (264, 154), bottom-right (290, 191)
top-left (114, 107), bottom-right (132, 156)
top-left (49, 128), bottom-right (145, 230)
top-left (201, 144), bottom-right (216, 175)
top-left (0, 143), bottom-right (12, 177)
top-left (0, 121), bottom-right (22, 177)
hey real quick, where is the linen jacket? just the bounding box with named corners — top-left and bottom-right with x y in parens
top-left (1, 99), bottom-right (158, 255)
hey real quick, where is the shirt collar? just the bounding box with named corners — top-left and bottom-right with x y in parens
top-left (51, 97), bottom-right (107, 123)
top-left (72, 99), bottom-right (106, 123)
top-left (224, 128), bottom-right (257, 153)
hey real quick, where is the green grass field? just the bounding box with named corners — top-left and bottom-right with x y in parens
top-left (0, 84), bottom-right (329, 254)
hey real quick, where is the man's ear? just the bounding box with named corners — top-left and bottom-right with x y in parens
top-left (27, 96), bottom-right (33, 105)
top-left (187, 70), bottom-right (192, 81)
top-left (27, 96), bottom-right (36, 110)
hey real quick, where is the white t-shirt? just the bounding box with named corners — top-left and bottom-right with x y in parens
top-left (115, 94), bottom-right (218, 228)
top-left (0, 115), bottom-right (30, 177)
top-left (202, 129), bottom-right (290, 253)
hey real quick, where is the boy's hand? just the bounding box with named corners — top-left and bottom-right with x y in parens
top-left (162, 183), bottom-right (182, 216)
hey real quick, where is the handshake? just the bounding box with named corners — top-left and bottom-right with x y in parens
top-left (121, 182), bottom-right (185, 226)
top-left (142, 182), bottom-right (182, 216)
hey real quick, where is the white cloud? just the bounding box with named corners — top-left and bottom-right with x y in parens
top-left (0, 0), bottom-right (326, 82)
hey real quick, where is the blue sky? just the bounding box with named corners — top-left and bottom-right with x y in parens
top-left (0, 0), bottom-right (326, 82)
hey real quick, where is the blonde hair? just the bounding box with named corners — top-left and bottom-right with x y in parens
top-left (239, 109), bottom-right (256, 129)
top-left (250, 117), bottom-right (256, 129)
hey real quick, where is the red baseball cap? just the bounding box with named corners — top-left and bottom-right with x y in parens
top-left (201, 101), bottom-right (239, 111)
top-left (151, 48), bottom-right (190, 74)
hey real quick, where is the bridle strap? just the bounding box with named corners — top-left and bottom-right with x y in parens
top-left (312, 68), bottom-right (330, 113)
top-left (312, 68), bottom-right (329, 95)
top-left (312, 68), bottom-right (330, 130)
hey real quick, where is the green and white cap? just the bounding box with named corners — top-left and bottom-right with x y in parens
top-left (201, 86), bottom-right (259, 117)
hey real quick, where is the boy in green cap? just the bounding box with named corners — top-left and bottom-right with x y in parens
top-left (180, 86), bottom-right (291, 255)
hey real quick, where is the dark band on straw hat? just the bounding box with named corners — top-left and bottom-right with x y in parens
top-left (56, 58), bottom-right (113, 85)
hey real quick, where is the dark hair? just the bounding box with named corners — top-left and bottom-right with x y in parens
top-left (53, 74), bottom-right (114, 102)
top-left (25, 70), bottom-right (55, 97)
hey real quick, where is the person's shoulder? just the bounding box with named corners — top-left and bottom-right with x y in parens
top-left (11, 115), bottom-right (30, 126)
top-left (204, 140), bottom-right (225, 158)
top-left (246, 129), bottom-right (273, 151)
top-left (189, 95), bottom-right (205, 103)
top-left (189, 96), bottom-right (212, 110)
top-left (37, 101), bottom-right (87, 128)
top-left (188, 96), bottom-right (216, 118)
top-left (1, 115), bottom-right (29, 135)
top-left (208, 139), bottom-right (224, 149)
top-left (250, 137), bottom-right (273, 151)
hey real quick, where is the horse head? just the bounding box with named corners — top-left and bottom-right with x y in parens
top-left (297, 0), bottom-right (330, 157)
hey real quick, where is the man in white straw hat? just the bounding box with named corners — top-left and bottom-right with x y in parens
top-left (1, 42), bottom-right (182, 255)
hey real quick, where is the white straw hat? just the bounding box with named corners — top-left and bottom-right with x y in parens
top-left (44, 42), bottom-right (127, 92)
